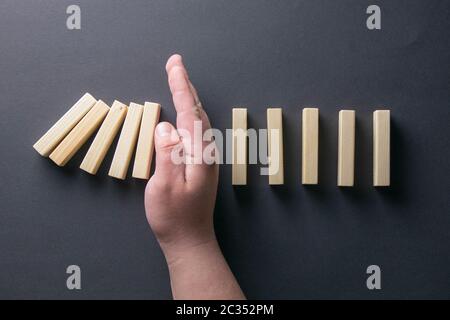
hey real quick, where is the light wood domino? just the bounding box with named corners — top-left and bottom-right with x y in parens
top-left (132, 102), bottom-right (161, 179)
top-left (108, 102), bottom-right (144, 180)
top-left (373, 110), bottom-right (390, 187)
top-left (302, 108), bottom-right (319, 185)
top-left (49, 100), bottom-right (110, 166)
top-left (232, 108), bottom-right (247, 185)
top-left (33, 93), bottom-right (97, 156)
top-left (267, 108), bottom-right (284, 185)
top-left (80, 100), bottom-right (128, 175)
top-left (338, 110), bottom-right (355, 187)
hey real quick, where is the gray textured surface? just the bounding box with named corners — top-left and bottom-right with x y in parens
top-left (1, 0), bottom-right (450, 299)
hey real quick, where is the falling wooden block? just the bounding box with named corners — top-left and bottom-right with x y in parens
top-left (373, 110), bottom-right (390, 187)
top-left (302, 108), bottom-right (319, 185)
top-left (232, 108), bottom-right (247, 185)
top-left (132, 102), bottom-right (161, 179)
top-left (49, 100), bottom-right (110, 166)
top-left (80, 101), bottom-right (128, 175)
top-left (338, 110), bottom-right (355, 187)
top-left (267, 108), bottom-right (284, 185)
top-left (108, 102), bottom-right (144, 180)
top-left (33, 93), bottom-right (97, 156)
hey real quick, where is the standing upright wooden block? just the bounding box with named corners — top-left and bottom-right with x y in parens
top-left (338, 110), bottom-right (355, 187)
top-left (232, 108), bottom-right (247, 185)
top-left (373, 110), bottom-right (390, 186)
top-left (302, 108), bottom-right (319, 185)
top-left (108, 102), bottom-right (144, 180)
top-left (80, 100), bottom-right (128, 175)
top-left (267, 108), bottom-right (284, 185)
top-left (49, 100), bottom-right (110, 166)
top-left (33, 93), bottom-right (97, 156)
top-left (132, 102), bottom-right (161, 179)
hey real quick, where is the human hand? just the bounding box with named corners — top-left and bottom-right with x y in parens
top-left (145, 54), bottom-right (218, 258)
top-left (144, 54), bottom-right (244, 299)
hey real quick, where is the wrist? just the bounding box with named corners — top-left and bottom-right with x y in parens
top-left (160, 234), bottom-right (220, 268)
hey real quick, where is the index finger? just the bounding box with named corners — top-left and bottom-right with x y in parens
top-left (166, 54), bottom-right (211, 142)
top-left (165, 54), bottom-right (216, 180)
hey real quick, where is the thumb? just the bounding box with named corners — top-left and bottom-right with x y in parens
top-left (152, 122), bottom-right (185, 182)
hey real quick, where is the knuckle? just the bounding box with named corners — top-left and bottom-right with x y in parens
top-left (147, 176), bottom-right (173, 194)
top-left (157, 140), bottom-right (180, 152)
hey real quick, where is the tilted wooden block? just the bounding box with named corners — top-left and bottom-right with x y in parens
top-left (302, 108), bottom-right (319, 185)
top-left (80, 100), bottom-right (128, 175)
top-left (33, 93), bottom-right (97, 156)
top-left (232, 108), bottom-right (247, 185)
top-left (373, 110), bottom-right (390, 187)
top-left (338, 110), bottom-right (355, 187)
top-left (49, 100), bottom-right (110, 166)
top-left (108, 102), bottom-right (144, 180)
top-left (267, 108), bottom-right (284, 185)
top-left (132, 102), bottom-right (161, 179)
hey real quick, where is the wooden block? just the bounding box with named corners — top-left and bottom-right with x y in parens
top-left (302, 108), bottom-right (319, 184)
top-left (373, 110), bottom-right (390, 186)
top-left (49, 100), bottom-right (110, 166)
top-left (338, 110), bottom-right (355, 187)
top-left (267, 108), bottom-right (284, 185)
top-left (33, 93), bottom-right (97, 156)
top-left (80, 101), bottom-right (128, 175)
top-left (232, 108), bottom-right (247, 185)
top-left (108, 102), bottom-right (144, 180)
top-left (132, 102), bottom-right (161, 179)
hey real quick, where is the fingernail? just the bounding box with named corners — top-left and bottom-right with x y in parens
top-left (156, 122), bottom-right (172, 137)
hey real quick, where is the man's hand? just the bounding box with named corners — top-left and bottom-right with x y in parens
top-left (145, 54), bottom-right (218, 254)
top-left (145, 54), bottom-right (245, 300)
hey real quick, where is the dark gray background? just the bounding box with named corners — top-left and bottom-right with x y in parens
top-left (1, 0), bottom-right (449, 299)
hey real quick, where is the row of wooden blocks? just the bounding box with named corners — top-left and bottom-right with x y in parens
top-left (33, 93), bottom-right (390, 186)
top-left (33, 93), bottom-right (161, 180)
top-left (232, 108), bottom-right (390, 187)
